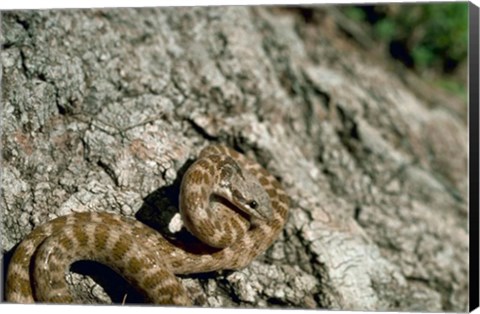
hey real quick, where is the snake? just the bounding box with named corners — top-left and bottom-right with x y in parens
top-left (5, 145), bottom-right (290, 305)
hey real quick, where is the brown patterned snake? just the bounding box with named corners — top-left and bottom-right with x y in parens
top-left (6, 145), bottom-right (289, 305)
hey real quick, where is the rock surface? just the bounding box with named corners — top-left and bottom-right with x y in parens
top-left (1, 6), bottom-right (468, 311)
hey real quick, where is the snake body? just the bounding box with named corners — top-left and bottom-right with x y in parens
top-left (5, 145), bottom-right (289, 305)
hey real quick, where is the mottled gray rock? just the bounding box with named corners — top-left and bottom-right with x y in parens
top-left (1, 6), bottom-right (467, 311)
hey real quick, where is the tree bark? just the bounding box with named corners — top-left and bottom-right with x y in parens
top-left (1, 6), bottom-right (468, 311)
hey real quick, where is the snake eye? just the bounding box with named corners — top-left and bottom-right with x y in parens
top-left (248, 200), bottom-right (258, 210)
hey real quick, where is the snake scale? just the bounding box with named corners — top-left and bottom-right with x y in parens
top-left (5, 145), bottom-right (289, 305)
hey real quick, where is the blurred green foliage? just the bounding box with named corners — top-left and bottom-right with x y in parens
top-left (343, 3), bottom-right (468, 74)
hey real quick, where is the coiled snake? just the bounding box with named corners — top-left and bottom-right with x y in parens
top-left (5, 145), bottom-right (289, 305)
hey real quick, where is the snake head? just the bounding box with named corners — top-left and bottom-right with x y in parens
top-left (231, 183), bottom-right (273, 225)
top-left (216, 157), bottom-right (273, 225)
